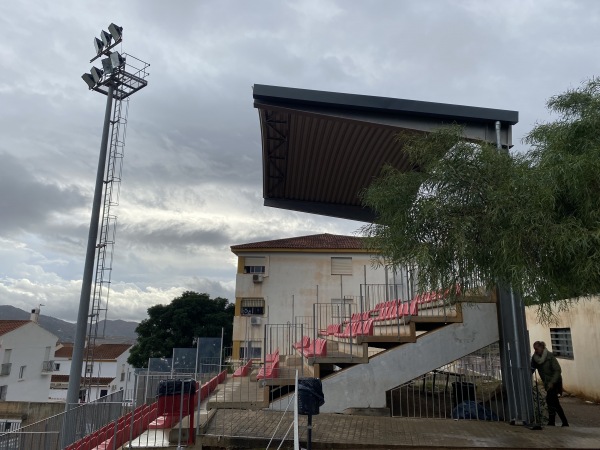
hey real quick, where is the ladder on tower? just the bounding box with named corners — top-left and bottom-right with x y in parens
top-left (82, 95), bottom-right (129, 400)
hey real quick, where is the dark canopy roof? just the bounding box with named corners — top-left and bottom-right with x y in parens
top-left (254, 84), bottom-right (518, 222)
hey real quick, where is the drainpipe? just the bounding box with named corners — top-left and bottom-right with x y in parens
top-left (495, 120), bottom-right (502, 150)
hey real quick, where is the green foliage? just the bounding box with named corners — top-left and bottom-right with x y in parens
top-left (127, 291), bottom-right (234, 368)
top-left (361, 78), bottom-right (600, 319)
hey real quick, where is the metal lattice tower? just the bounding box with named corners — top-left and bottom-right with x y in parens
top-left (80, 49), bottom-right (149, 402)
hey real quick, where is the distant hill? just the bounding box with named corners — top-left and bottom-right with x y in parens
top-left (0, 305), bottom-right (138, 343)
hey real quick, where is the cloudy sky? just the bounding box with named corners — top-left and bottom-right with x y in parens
top-left (1, 0), bottom-right (599, 323)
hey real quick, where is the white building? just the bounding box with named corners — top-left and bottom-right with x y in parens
top-left (50, 343), bottom-right (134, 403)
top-left (0, 319), bottom-right (59, 402)
top-left (230, 233), bottom-right (387, 360)
top-left (526, 300), bottom-right (600, 402)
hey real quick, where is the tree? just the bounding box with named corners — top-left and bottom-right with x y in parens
top-left (128, 291), bottom-right (235, 368)
top-left (360, 78), bottom-right (600, 320)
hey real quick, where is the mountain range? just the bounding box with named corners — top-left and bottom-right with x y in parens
top-left (0, 304), bottom-right (138, 343)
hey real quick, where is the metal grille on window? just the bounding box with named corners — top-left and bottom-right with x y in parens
top-left (331, 257), bottom-right (352, 275)
top-left (550, 328), bottom-right (574, 359)
top-left (241, 298), bottom-right (265, 316)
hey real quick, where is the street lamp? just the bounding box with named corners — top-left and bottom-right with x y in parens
top-left (63, 23), bottom-right (149, 446)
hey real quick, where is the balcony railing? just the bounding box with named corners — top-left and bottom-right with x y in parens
top-left (41, 360), bottom-right (55, 373)
top-left (0, 363), bottom-right (11, 376)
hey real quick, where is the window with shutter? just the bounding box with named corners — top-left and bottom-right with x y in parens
top-left (244, 256), bottom-right (266, 274)
top-left (331, 257), bottom-right (352, 275)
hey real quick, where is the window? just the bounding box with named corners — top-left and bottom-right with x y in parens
top-left (128, 371), bottom-right (132, 381)
top-left (2, 349), bottom-right (11, 364)
top-left (241, 298), bottom-right (265, 316)
top-left (244, 256), bottom-right (266, 274)
top-left (54, 363), bottom-right (61, 371)
top-left (550, 328), bottom-right (574, 359)
top-left (120, 372), bottom-right (126, 381)
top-left (85, 364), bottom-right (94, 373)
top-left (331, 257), bottom-right (352, 275)
top-left (18, 366), bottom-right (26, 379)
top-left (239, 341), bottom-right (262, 359)
top-left (100, 389), bottom-right (108, 398)
top-left (0, 385), bottom-right (7, 401)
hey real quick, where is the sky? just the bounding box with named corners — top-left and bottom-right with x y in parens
top-left (1, 0), bottom-right (599, 323)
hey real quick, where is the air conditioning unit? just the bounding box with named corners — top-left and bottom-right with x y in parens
top-left (252, 274), bottom-right (264, 283)
top-left (250, 316), bottom-right (262, 326)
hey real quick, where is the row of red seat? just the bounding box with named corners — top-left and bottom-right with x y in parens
top-left (257, 351), bottom-right (279, 379)
top-left (67, 402), bottom-right (157, 450)
top-left (302, 338), bottom-right (327, 357)
top-left (335, 319), bottom-right (374, 337)
top-left (292, 336), bottom-right (328, 358)
top-left (69, 370), bottom-right (228, 450)
top-left (232, 358), bottom-right (253, 377)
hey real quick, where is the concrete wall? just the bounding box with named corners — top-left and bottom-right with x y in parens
top-left (526, 299), bottom-right (600, 402)
top-left (0, 401), bottom-right (65, 425)
top-left (232, 251), bottom-right (387, 358)
top-left (319, 303), bottom-right (499, 413)
top-left (0, 322), bottom-right (59, 402)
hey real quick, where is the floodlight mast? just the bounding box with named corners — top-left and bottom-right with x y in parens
top-left (63, 24), bottom-right (148, 447)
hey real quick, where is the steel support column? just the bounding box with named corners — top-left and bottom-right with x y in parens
top-left (497, 285), bottom-right (534, 424)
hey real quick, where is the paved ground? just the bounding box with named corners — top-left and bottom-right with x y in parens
top-left (560, 395), bottom-right (600, 428)
top-left (200, 407), bottom-right (600, 449)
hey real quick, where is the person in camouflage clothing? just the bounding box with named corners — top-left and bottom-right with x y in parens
top-left (531, 341), bottom-right (569, 427)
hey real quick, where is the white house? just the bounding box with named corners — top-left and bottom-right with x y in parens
top-left (230, 233), bottom-right (387, 360)
top-left (0, 319), bottom-right (59, 402)
top-left (526, 300), bottom-right (600, 402)
top-left (50, 343), bottom-right (134, 403)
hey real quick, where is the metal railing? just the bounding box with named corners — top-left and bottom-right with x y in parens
top-left (41, 360), bottom-right (55, 373)
top-left (201, 363), bottom-right (301, 449)
top-left (0, 390), bottom-right (125, 450)
top-left (388, 342), bottom-right (506, 421)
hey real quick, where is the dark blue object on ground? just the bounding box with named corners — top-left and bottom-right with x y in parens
top-left (452, 401), bottom-right (499, 421)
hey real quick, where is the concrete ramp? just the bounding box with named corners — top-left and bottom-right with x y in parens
top-left (320, 302), bottom-right (499, 413)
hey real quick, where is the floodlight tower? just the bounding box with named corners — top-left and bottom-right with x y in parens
top-left (65, 23), bottom-right (149, 424)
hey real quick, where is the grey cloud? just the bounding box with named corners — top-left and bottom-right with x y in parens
top-left (0, 152), bottom-right (87, 235)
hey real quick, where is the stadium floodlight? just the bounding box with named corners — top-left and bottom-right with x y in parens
top-left (94, 37), bottom-right (104, 55)
top-left (101, 51), bottom-right (125, 75)
top-left (90, 66), bottom-right (103, 83)
top-left (110, 51), bottom-right (125, 69)
top-left (100, 30), bottom-right (112, 47)
top-left (108, 23), bottom-right (123, 42)
top-left (101, 57), bottom-right (113, 74)
top-left (81, 73), bottom-right (96, 89)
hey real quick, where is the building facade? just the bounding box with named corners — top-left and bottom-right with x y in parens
top-left (526, 300), bottom-right (600, 402)
top-left (49, 343), bottom-right (134, 403)
top-left (0, 320), bottom-right (59, 402)
top-left (230, 233), bottom-right (386, 360)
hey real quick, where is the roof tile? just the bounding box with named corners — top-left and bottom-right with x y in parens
top-left (0, 320), bottom-right (30, 336)
top-left (231, 233), bottom-right (365, 251)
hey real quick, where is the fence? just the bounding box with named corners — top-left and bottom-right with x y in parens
top-left (0, 390), bottom-right (125, 450)
top-left (201, 362), bottom-right (301, 449)
top-left (388, 342), bottom-right (506, 421)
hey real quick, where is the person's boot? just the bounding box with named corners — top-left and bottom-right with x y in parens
top-left (547, 413), bottom-right (556, 426)
top-left (561, 422), bottom-right (569, 427)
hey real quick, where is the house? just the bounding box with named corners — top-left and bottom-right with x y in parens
top-left (0, 316), bottom-right (59, 402)
top-left (49, 343), bottom-right (134, 403)
top-left (526, 300), bottom-right (600, 402)
top-left (229, 233), bottom-right (387, 360)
